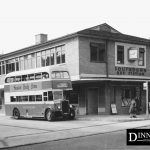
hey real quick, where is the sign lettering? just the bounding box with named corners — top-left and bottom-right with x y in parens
top-left (115, 67), bottom-right (146, 76)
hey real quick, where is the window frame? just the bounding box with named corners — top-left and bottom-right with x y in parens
top-left (90, 42), bottom-right (106, 63)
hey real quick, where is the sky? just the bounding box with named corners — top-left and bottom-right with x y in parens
top-left (0, 0), bottom-right (150, 54)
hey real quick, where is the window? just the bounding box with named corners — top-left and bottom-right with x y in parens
top-left (29, 95), bottom-right (36, 101)
top-left (56, 47), bottom-right (61, 64)
top-left (53, 91), bottom-right (63, 100)
top-left (138, 48), bottom-right (145, 66)
top-left (50, 48), bottom-right (55, 65)
top-left (6, 59), bottom-right (15, 73)
top-left (90, 43), bottom-right (105, 62)
top-left (56, 45), bottom-right (65, 64)
top-left (117, 45), bottom-right (124, 64)
top-left (46, 50), bottom-right (50, 66)
top-left (51, 71), bottom-right (69, 79)
top-left (22, 75), bottom-right (28, 81)
top-left (48, 91), bottom-right (53, 101)
top-left (121, 88), bottom-right (135, 107)
top-left (15, 76), bottom-right (21, 82)
top-left (35, 73), bottom-right (42, 80)
top-left (0, 61), bottom-right (6, 75)
top-left (11, 96), bottom-right (16, 102)
top-left (15, 58), bottom-right (19, 71)
top-left (28, 74), bottom-right (35, 80)
top-left (41, 51), bottom-right (46, 67)
top-left (42, 72), bottom-right (49, 79)
top-left (36, 95), bottom-right (42, 101)
top-left (36, 52), bottom-right (41, 68)
top-left (19, 57), bottom-right (24, 70)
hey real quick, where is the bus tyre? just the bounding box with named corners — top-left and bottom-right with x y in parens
top-left (69, 109), bottom-right (75, 120)
top-left (13, 108), bottom-right (20, 119)
top-left (46, 109), bottom-right (55, 121)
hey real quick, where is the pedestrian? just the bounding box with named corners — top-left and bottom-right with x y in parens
top-left (129, 98), bottom-right (137, 118)
top-left (135, 96), bottom-right (140, 115)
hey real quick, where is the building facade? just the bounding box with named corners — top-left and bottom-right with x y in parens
top-left (0, 23), bottom-right (150, 115)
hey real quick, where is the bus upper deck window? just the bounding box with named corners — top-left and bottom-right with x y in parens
top-left (22, 75), bottom-right (28, 81)
top-left (63, 71), bottom-right (69, 78)
top-left (15, 76), bottom-right (21, 82)
top-left (35, 73), bottom-right (42, 80)
top-left (9, 77), bottom-right (15, 83)
top-left (42, 72), bottom-right (49, 79)
top-left (5, 77), bottom-right (10, 83)
top-left (28, 74), bottom-right (35, 80)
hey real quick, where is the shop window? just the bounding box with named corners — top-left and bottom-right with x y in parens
top-left (90, 42), bottom-right (106, 62)
top-left (117, 45), bottom-right (124, 64)
top-left (138, 48), bottom-right (145, 66)
top-left (121, 88), bottom-right (135, 107)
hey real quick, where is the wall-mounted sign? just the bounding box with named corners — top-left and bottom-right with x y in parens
top-left (128, 48), bottom-right (138, 60)
top-left (115, 66), bottom-right (146, 76)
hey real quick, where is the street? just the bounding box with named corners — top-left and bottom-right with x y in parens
top-left (0, 115), bottom-right (150, 149)
top-left (6, 126), bottom-right (150, 150)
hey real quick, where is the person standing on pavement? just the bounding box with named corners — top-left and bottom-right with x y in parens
top-left (129, 98), bottom-right (137, 118)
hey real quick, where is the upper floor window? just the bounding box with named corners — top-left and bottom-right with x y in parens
top-left (138, 48), bottom-right (145, 66)
top-left (117, 45), bottom-right (124, 64)
top-left (90, 43), bottom-right (105, 62)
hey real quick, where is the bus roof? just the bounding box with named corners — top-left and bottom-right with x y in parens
top-left (5, 66), bottom-right (69, 78)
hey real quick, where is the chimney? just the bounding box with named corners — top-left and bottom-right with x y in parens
top-left (35, 34), bottom-right (48, 44)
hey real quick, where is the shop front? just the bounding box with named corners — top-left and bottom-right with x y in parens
top-left (71, 80), bottom-right (147, 116)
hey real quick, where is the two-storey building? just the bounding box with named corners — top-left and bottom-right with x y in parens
top-left (0, 23), bottom-right (150, 115)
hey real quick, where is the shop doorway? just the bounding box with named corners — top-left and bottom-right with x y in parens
top-left (87, 88), bottom-right (98, 114)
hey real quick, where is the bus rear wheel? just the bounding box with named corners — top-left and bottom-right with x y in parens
top-left (13, 108), bottom-right (20, 119)
top-left (46, 109), bottom-right (55, 121)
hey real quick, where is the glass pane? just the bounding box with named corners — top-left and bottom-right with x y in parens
top-left (35, 73), bottom-right (42, 80)
top-left (36, 95), bottom-right (42, 101)
top-left (48, 91), bottom-right (53, 101)
top-left (53, 91), bottom-right (63, 100)
top-left (15, 76), bottom-right (21, 82)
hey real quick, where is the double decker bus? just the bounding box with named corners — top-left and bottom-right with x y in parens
top-left (4, 66), bottom-right (75, 121)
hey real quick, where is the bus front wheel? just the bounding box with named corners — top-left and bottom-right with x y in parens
top-left (13, 108), bottom-right (20, 119)
top-left (45, 109), bottom-right (55, 121)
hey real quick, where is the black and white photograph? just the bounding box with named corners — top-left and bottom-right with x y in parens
top-left (0, 0), bottom-right (150, 149)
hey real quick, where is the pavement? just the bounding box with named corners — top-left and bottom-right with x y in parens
top-left (0, 112), bottom-right (150, 149)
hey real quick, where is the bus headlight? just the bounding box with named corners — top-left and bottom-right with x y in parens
top-left (58, 105), bottom-right (61, 109)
